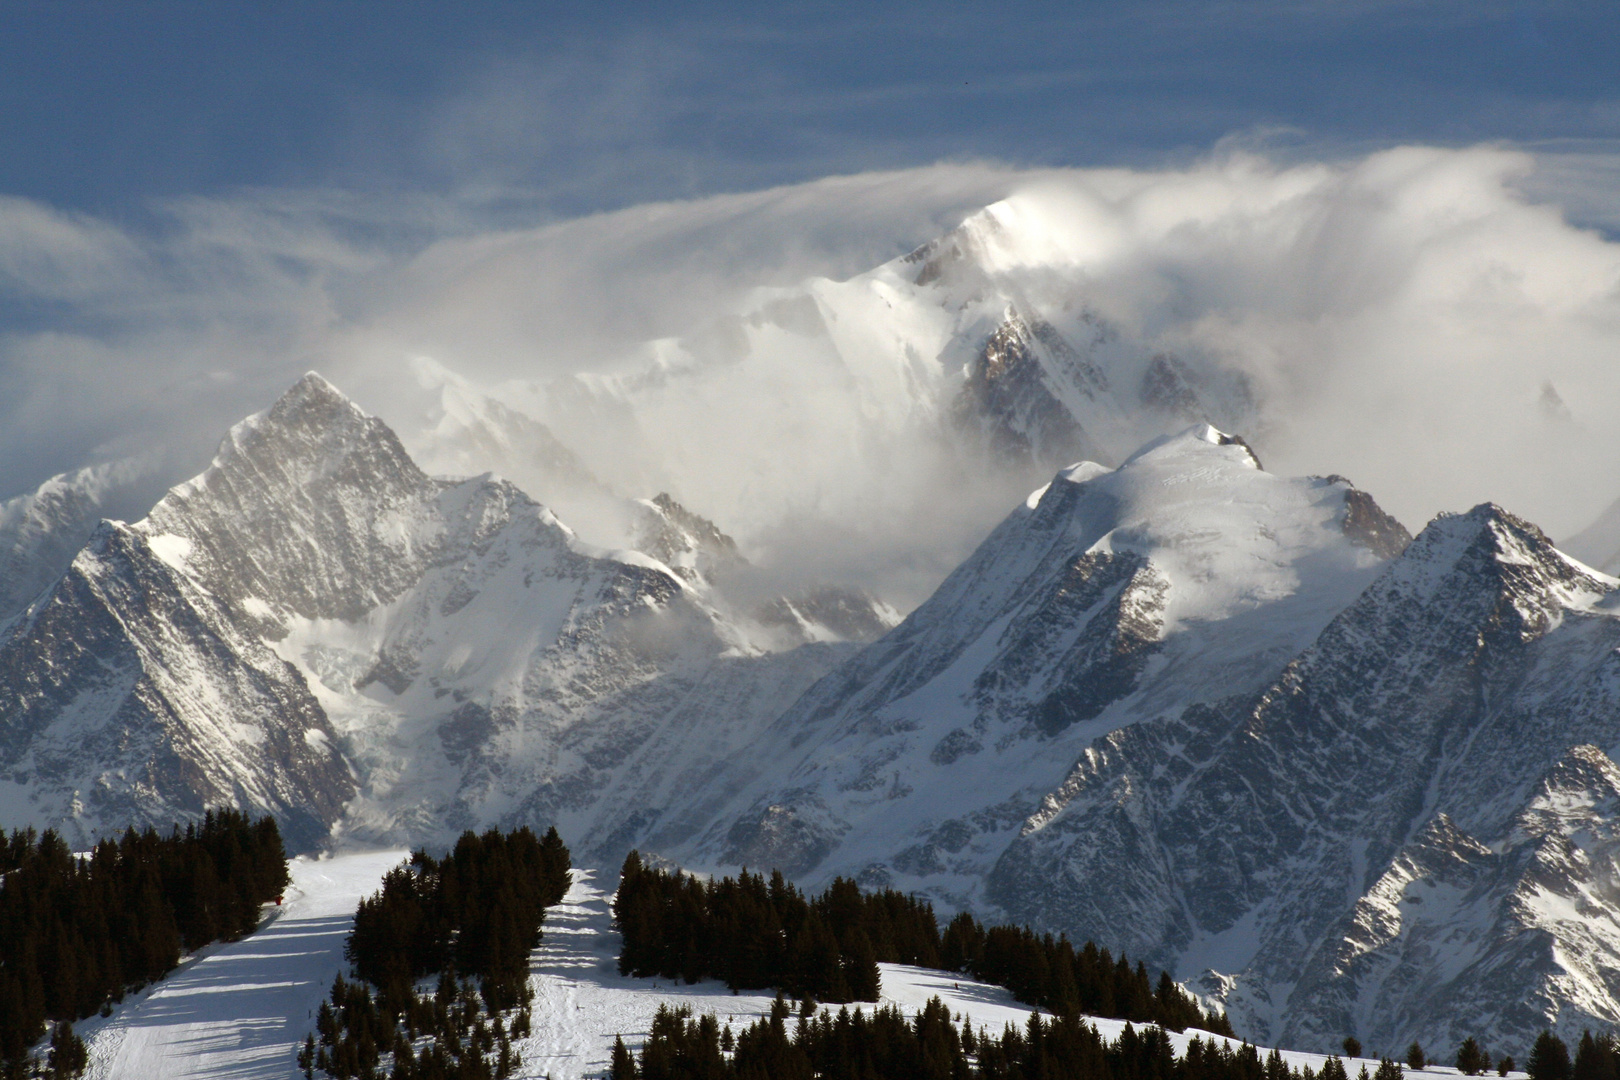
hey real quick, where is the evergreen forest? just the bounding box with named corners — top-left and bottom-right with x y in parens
top-left (611, 993), bottom-right (1378, 1080)
top-left (0, 809), bottom-right (290, 1079)
top-left (612, 852), bottom-right (1231, 1035)
top-left (304, 825), bottom-right (571, 1080)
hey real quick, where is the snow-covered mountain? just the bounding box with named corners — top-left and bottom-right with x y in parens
top-left (648, 427), bottom-right (1620, 1054)
top-left (0, 375), bottom-right (866, 852)
top-left (365, 196), bottom-right (1268, 613)
top-left (16, 376), bottom-right (1620, 1052)
top-left (987, 501), bottom-right (1620, 1052)
top-left (7, 194), bottom-right (1620, 1061)
top-left (673, 425), bottom-right (1403, 890)
top-left (0, 456), bottom-right (169, 623)
top-left (1563, 494), bottom-right (1620, 575)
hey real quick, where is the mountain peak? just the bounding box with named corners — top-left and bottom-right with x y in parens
top-left (139, 374), bottom-right (437, 622)
top-left (1118, 423), bottom-right (1263, 471)
top-left (1415, 502), bottom-right (1565, 570)
top-left (260, 370), bottom-right (367, 428)
top-left (290, 369), bottom-right (347, 400)
top-left (1364, 500), bottom-right (1610, 648)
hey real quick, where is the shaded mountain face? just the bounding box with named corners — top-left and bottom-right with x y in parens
top-left (0, 519), bottom-right (352, 851)
top-left (949, 305), bottom-right (1113, 472)
top-left (983, 502), bottom-right (1620, 1044)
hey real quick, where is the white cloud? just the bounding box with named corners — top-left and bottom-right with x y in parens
top-left (3, 145), bottom-right (1620, 608)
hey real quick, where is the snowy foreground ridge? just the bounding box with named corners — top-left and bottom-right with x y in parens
top-left (73, 855), bottom-right (1503, 1080)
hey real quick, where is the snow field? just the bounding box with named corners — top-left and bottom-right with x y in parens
top-left (515, 868), bottom-right (1045, 1079)
top-left (72, 851), bottom-right (1520, 1080)
top-left (79, 849), bottom-right (408, 1080)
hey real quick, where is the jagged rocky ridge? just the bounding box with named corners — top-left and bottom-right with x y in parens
top-left (17, 384), bottom-right (1620, 1053)
top-left (667, 428), bottom-right (1620, 1055)
top-left (685, 427), bottom-right (1403, 881)
top-left (1, 194), bottom-right (1618, 1060)
top-left (0, 457), bottom-right (169, 624)
top-left (0, 376), bottom-right (867, 854)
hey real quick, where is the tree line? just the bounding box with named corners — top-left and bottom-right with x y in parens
top-left (939, 911), bottom-right (1231, 1033)
top-left (1390, 1036), bottom-right (1511, 1077)
top-left (611, 993), bottom-right (1362, 1080)
top-left (615, 854), bottom-right (938, 1002)
top-left (0, 809), bottom-right (289, 1079)
top-left (303, 825), bottom-right (571, 1080)
top-left (1520, 1029), bottom-right (1620, 1080)
top-left (612, 852), bottom-right (1230, 1035)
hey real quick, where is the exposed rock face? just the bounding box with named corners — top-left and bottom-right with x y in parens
top-left (1341, 486), bottom-right (1413, 558)
top-left (951, 307), bottom-right (1112, 471)
top-left (0, 374), bottom-right (850, 858)
top-left (682, 426), bottom-right (1398, 932)
top-left (639, 424), bottom-right (1620, 1053)
top-left (0, 522), bottom-right (352, 851)
top-left (140, 374), bottom-right (442, 626)
top-left (1284, 746), bottom-right (1620, 1055)
top-left (978, 502), bottom-right (1620, 1051)
top-left (0, 457), bottom-right (168, 624)
top-left (632, 492), bottom-right (745, 585)
top-left (1139, 354), bottom-right (1203, 417)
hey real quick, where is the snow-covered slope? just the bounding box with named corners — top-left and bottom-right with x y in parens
top-left (824, 482), bottom-right (1620, 1051)
top-left (77, 850), bottom-right (1494, 1080)
top-left (635, 427), bottom-right (1620, 1054)
top-left (0, 456), bottom-right (168, 624)
top-left (0, 374), bottom-right (856, 855)
top-left (81, 848), bottom-right (408, 1080)
top-left (676, 426), bottom-right (1404, 893)
top-left (1562, 494), bottom-right (1620, 575)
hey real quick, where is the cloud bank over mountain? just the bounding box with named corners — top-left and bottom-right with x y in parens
top-left (2, 144), bottom-right (1619, 607)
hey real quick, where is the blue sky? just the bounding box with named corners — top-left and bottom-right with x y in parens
top-left (1, 2), bottom-right (1615, 219)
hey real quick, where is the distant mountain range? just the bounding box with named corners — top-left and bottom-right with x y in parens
top-left (4, 202), bottom-right (1620, 1056)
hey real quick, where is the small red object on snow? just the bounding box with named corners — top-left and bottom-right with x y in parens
top-left (276, 895), bottom-right (283, 905)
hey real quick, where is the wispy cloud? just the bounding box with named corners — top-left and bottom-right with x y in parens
top-left (3, 143), bottom-right (1620, 605)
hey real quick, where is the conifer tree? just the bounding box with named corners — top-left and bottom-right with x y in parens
top-left (1532, 1031), bottom-right (1573, 1080)
top-left (1458, 1037), bottom-right (1491, 1076)
top-left (47, 1022), bottom-right (86, 1080)
top-left (1574, 1033), bottom-right (1618, 1080)
top-left (0, 812), bottom-right (288, 1078)
top-left (610, 1032), bottom-right (639, 1079)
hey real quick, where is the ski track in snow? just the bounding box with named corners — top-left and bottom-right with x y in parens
top-left (81, 849), bottom-right (408, 1080)
top-left (74, 851), bottom-right (1505, 1080)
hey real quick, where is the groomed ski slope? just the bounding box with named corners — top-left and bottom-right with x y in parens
top-left (74, 851), bottom-right (1516, 1079)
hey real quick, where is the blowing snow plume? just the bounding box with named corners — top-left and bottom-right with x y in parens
top-left (3, 146), bottom-right (1620, 610)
